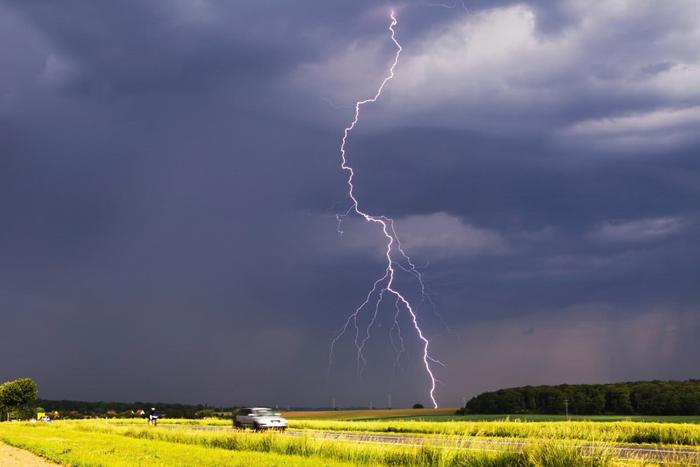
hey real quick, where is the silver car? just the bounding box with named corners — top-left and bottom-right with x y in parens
top-left (234, 407), bottom-right (287, 431)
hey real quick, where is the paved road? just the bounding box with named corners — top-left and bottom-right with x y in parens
top-left (157, 424), bottom-right (700, 464)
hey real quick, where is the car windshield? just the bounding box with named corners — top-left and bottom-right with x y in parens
top-left (253, 408), bottom-right (276, 416)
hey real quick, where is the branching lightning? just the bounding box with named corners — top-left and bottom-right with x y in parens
top-left (389, 296), bottom-right (406, 372)
top-left (328, 11), bottom-right (442, 408)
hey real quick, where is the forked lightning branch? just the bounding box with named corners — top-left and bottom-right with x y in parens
top-left (328, 11), bottom-right (443, 408)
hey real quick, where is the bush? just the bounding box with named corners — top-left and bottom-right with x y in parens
top-left (195, 409), bottom-right (217, 419)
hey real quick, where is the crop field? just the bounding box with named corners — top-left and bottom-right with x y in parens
top-left (2, 413), bottom-right (700, 466)
top-left (283, 407), bottom-right (458, 420)
top-left (281, 408), bottom-right (700, 423)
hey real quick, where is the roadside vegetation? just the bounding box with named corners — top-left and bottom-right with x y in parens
top-left (0, 422), bottom-right (339, 466)
top-left (288, 419), bottom-right (700, 446)
top-left (0, 421), bottom-right (627, 466)
top-left (2, 417), bottom-right (700, 465)
top-left (106, 415), bottom-right (700, 447)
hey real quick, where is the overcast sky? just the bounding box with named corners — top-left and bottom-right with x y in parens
top-left (1, 0), bottom-right (699, 408)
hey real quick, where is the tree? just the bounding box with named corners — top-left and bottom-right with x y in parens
top-left (606, 387), bottom-right (633, 414)
top-left (412, 403), bottom-right (424, 409)
top-left (459, 380), bottom-right (700, 416)
top-left (0, 378), bottom-right (39, 420)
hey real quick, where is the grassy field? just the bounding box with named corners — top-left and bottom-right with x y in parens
top-left (283, 407), bottom-right (457, 419)
top-left (2, 413), bottom-right (700, 466)
top-left (288, 419), bottom-right (700, 446)
top-left (283, 408), bottom-right (700, 423)
top-left (0, 422), bottom-right (349, 466)
top-left (106, 411), bottom-right (700, 446)
top-left (0, 421), bottom-right (621, 466)
top-left (432, 415), bottom-right (700, 423)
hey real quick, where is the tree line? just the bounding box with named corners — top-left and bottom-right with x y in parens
top-left (35, 399), bottom-right (235, 419)
top-left (459, 380), bottom-right (700, 415)
top-left (0, 377), bottom-right (237, 419)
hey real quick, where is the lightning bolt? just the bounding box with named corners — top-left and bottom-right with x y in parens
top-left (328, 11), bottom-right (441, 408)
top-left (389, 296), bottom-right (406, 372)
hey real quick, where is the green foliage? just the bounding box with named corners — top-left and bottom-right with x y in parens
top-left (461, 380), bottom-right (700, 416)
top-left (412, 403), bottom-right (424, 409)
top-left (0, 378), bottom-right (38, 420)
top-left (33, 398), bottom-right (235, 419)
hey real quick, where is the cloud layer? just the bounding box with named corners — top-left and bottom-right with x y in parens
top-left (297, 0), bottom-right (700, 149)
top-left (1, 0), bottom-right (698, 407)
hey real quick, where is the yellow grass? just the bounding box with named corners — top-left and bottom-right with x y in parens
top-left (0, 422), bottom-right (347, 466)
top-left (4, 419), bottom-right (700, 466)
top-left (288, 419), bottom-right (700, 446)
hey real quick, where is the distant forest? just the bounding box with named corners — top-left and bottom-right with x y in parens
top-left (460, 380), bottom-right (700, 415)
top-left (35, 399), bottom-right (234, 419)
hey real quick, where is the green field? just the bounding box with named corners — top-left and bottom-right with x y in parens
top-left (0, 422), bottom-right (348, 466)
top-left (2, 411), bottom-right (700, 466)
top-left (281, 408), bottom-right (700, 423)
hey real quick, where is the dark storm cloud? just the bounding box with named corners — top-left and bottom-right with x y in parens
top-left (1, 0), bottom-right (698, 407)
top-left (4, 2), bottom-right (297, 97)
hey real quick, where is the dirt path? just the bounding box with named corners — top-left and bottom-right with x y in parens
top-left (0, 442), bottom-right (56, 466)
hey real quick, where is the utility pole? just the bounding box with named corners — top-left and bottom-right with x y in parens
top-left (387, 393), bottom-right (392, 410)
top-left (564, 399), bottom-right (569, 419)
top-left (369, 400), bottom-right (373, 410)
top-left (462, 396), bottom-right (467, 408)
top-left (332, 398), bottom-right (336, 410)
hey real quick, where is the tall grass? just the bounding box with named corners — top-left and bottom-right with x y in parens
top-left (103, 416), bottom-right (700, 446)
top-left (0, 422), bottom-right (341, 466)
top-left (7, 421), bottom-right (699, 466)
top-left (65, 421), bottom-right (618, 466)
top-left (287, 419), bottom-right (700, 446)
top-left (107, 417), bottom-right (231, 427)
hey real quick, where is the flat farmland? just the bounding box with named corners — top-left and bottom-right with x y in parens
top-left (2, 413), bottom-right (699, 466)
top-left (282, 408), bottom-right (700, 423)
top-left (282, 407), bottom-right (457, 420)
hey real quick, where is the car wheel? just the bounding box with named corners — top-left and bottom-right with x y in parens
top-left (253, 423), bottom-right (262, 432)
top-left (233, 420), bottom-right (241, 429)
